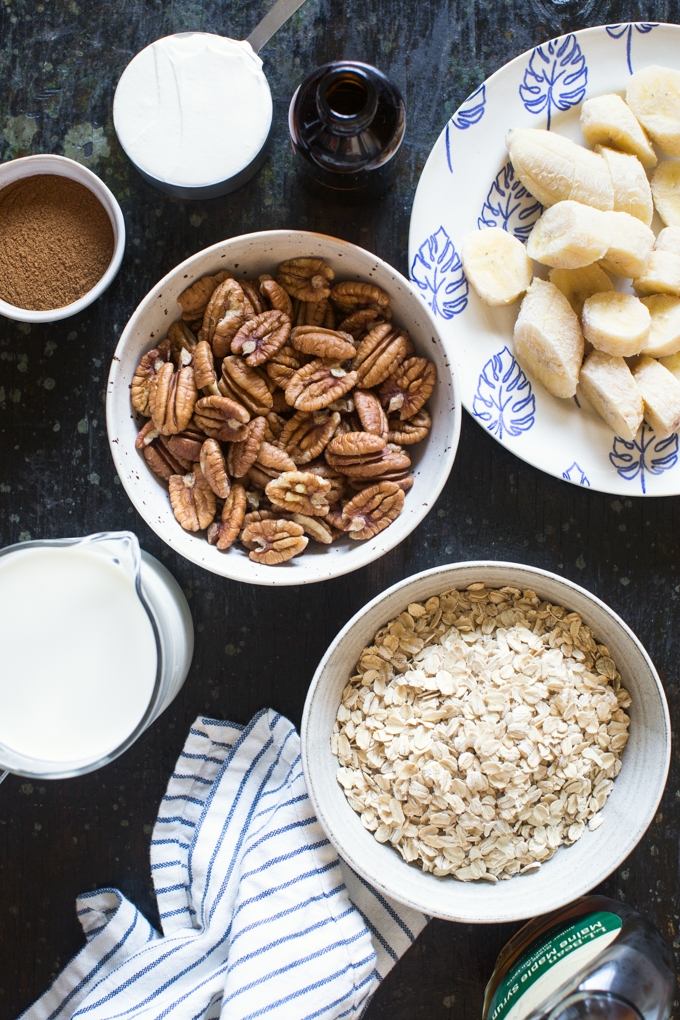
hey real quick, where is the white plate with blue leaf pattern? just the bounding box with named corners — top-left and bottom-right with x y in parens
top-left (409, 22), bottom-right (680, 496)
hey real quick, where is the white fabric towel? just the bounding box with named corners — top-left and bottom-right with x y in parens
top-left (21, 710), bottom-right (427, 1020)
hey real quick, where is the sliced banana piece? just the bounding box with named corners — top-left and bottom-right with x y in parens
top-left (655, 226), bottom-right (680, 257)
top-left (650, 161), bottom-right (680, 227)
top-left (526, 201), bottom-right (612, 269)
top-left (595, 146), bottom-right (653, 226)
top-left (632, 356), bottom-right (680, 438)
top-left (581, 93), bottom-right (657, 168)
top-left (634, 249), bottom-right (680, 297)
top-left (549, 264), bottom-right (613, 316)
top-left (461, 227), bottom-right (533, 306)
top-left (598, 210), bottom-right (654, 278)
top-left (513, 279), bottom-right (584, 398)
top-left (659, 350), bottom-right (680, 379)
top-left (626, 65), bottom-right (680, 157)
top-left (505, 128), bottom-right (614, 210)
top-left (640, 295), bottom-right (680, 358)
top-left (579, 350), bottom-right (643, 440)
top-left (582, 291), bottom-right (650, 357)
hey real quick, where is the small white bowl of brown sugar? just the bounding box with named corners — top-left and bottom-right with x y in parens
top-left (0, 154), bottom-right (125, 322)
top-left (301, 561), bottom-right (671, 922)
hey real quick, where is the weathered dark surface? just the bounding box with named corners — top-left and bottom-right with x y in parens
top-left (1, 0), bottom-right (679, 1016)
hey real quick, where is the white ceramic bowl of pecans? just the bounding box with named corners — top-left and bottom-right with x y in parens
top-left (301, 561), bottom-right (670, 922)
top-left (107, 230), bottom-right (460, 584)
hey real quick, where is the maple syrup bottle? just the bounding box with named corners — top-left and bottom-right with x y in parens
top-left (483, 896), bottom-right (675, 1020)
top-left (288, 61), bottom-right (405, 202)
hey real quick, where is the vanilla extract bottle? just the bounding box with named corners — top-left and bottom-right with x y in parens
top-left (483, 896), bottom-right (675, 1020)
top-left (288, 60), bottom-right (406, 202)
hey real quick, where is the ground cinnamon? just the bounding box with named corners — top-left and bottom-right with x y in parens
top-left (0, 173), bottom-right (115, 310)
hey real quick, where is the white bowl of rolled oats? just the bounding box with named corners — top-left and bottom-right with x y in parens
top-left (301, 561), bottom-right (670, 922)
top-left (106, 230), bottom-right (459, 583)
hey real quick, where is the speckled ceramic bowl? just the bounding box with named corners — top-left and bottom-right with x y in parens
top-left (106, 230), bottom-right (461, 585)
top-left (301, 561), bottom-right (670, 922)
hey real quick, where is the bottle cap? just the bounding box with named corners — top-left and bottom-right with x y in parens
top-left (113, 33), bottom-right (272, 199)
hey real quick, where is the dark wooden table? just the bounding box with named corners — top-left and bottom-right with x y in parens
top-left (1, 0), bottom-right (679, 1016)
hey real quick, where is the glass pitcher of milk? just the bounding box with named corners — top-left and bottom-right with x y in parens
top-left (0, 532), bottom-right (193, 779)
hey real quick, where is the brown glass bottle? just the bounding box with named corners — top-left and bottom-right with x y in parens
top-left (483, 896), bottom-right (675, 1020)
top-left (288, 61), bottom-right (405, 202)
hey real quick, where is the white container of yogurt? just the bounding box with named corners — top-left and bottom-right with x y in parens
top-left (0, 531), bottom-right (193, 779)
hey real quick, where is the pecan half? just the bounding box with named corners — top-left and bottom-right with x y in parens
top-left (330, 282), bottom-right (391, 318)
top-left (227, 416), bottom-right (267, 477)
top-left (240, 519), bottom-right (308, 564)
top-left (169, 466), bottom-right (216, 531)
top-left (387, 407), bottom-right (432, 444)
top-left (193, 394), bottom-right (250, 442)
top-left (290, 326), bottom-right (356, 361)
top-left (202, 279), bottom-right (250, 357)
top-left (305, 459), bottom-right (346, 505)
top-left (143, 441), bottom-right (188, 482)
top-left (265, 470), bottom-right (331, 516)
top-left (352, 324), bottom-right (412, 389)
top-left (219, 356), bottom-right (273, 416)
top-left (326, 444), bottom-right (411, 480)
top-left (193, 340), bottom-right (219, 394)
top-left (326, 431), bottom-right (386, 457)
top-left (200, 439), bottom-right (230, 498)
top-left (277, 258), bottom-right (335, 302)
top-left (338, 308), bottom-right (385, 339)
top-left (291, 513), bottom-right (334, 545)
top-left (149, 362), bottom-right (198, 435)
top-left (231, 310), bottom-right (292, 367)
top-left (265, 345), bottom-right (305, 389)
top-left (167, 320), bottom-right (198, 367)
top-left (341, 482), bottom-right (404, 540)
top-left (241, 280), bottom-right (265, 316)
top-left (131, 348), bottom-right (166, 416)
top-left (207, 482), bottom-right (247, 551)
top-left (354, 389), bottom-right (388, 436)
top-left (285, 359), bottom-right (358, 412)
top-left (166, 427), bottom-right (206, 463)
top-left (279, 409), bottom-right (340, 464)
top-left (178, 270), bottom-right (231, 321)
top-left (294, 298), bottom-right (334, 328)
top-left (256, 441), bottom-right (297, 476)
top-left (259, 276), bottom-right (293, 319)
top-left (380, 357), bottom-right (436, 420)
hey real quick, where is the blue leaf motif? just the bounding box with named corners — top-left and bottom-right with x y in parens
top-left (478, 161), bottom-right (543, 243)
top-left (520, 34), bottom-right (588, 129)
top-left (451, 84), bottom-right (486, 130)
top-left (563, 462), bottom-right (590, 486)
top-left (609, 425), bottom-right (678, 493)
top-left (410, 227), bottom-right (469, 319)
top-left (473, 346), bottom-right (536, 439)
top-left (606, 23), bottom-right (658, 74)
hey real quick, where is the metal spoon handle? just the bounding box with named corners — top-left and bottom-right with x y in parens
top-left (246, 0), bottom-right (310, 54)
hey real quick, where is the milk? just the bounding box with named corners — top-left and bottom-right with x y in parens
top-left (0, 543), bottom-right (157, 768)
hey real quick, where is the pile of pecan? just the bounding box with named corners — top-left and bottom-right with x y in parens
top-left (131, 256), bottom-right (436, 566)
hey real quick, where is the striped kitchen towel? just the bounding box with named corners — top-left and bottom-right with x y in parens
top-left (21, 709), bottom-right (427, 1020)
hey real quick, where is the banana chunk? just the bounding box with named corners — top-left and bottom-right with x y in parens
top-left (513, 279), bottom-right (584, 398)
top-left (506, 128), bottom-right (614, 210)
top-left (634, 249), bottom-right (680, 297)
top-left (650, 161), bottom-right (680, 227)
top-left (461, 227), bottom-right (533, 306)
top-left (549, 264), bottom-right (613, 316)
top-left (595, 146), bottom-right (653, 226)
top-left (598, 210), bottom-right (654, 278)
top-left (627, 65), bottom-right (680, 157)
top-left (582, 292), bottom-right (650, 357)
top-left (655, 226), bottom-right (680, 257)
top-left (581, 93), bottom-right (657, 168)
top-left (659, 350), bottom-right (680, 380)
top-left (632, 356), bottom-right (680, 438)
top-left (579, 350), bottom-right (643, 440)
top-left (640, 295), bottom-right (680, 358)
top-left (526, 201), bottom-right (612, 269)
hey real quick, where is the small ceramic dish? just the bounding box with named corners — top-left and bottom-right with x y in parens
top-left (0, 153), bottom-right (126, 323)
top-left (106, 230), bottom-right (461, 585)
top-left (301, 561), bottom-right (670, 923)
